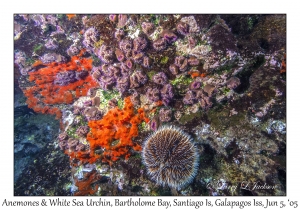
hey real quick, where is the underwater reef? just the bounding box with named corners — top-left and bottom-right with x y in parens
top-left (14, 14), bottom-right (286, 196)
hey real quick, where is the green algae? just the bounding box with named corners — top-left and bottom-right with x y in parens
top-left (207, 107), bottom-right (246, 131)
top-left (98, 89), bottom-right (123, 111)
top-left (33, 43), bottom-right (43, 53)
top-left (146, 70), bottom-right (157, 80)
top-left (160, 56), bottom-right (169, 64)
top-left (178, 110), bottom-right (202, 125)
top-left (170, 75), bottom-right (193, 86)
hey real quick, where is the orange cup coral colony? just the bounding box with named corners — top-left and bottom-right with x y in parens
top-left (69, 97), bottom-right (149, 165)
top-left (23, 50), bottom-right (97, 119)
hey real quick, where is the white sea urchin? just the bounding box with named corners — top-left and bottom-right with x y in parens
top-left (142, 126), bottom-right (199, 190)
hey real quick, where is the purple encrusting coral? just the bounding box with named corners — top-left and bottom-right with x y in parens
top-left (76, 126), bottom-right (90, 137)
top-left (98, 76), bottom-right (115, 91)
top-left (189, 81), bottom-right (201, 90)
top-left (97, 44), bottom-right (115, 64)
top-left (45, 38), bottom-right (58, 50)
top-left (83, 27), bottom-right (99, 51)
top-left (116, 76), bottom-right (130, 93)
top-left (119, 39), bottom-right (133, 53)
top-left (161, 30), bottom-right (178, 44)
top-left (130, 71), bottom-right (148, 88)
top-left (169, 64), bottom-right (179, 75)
top-left (152, 72), bottom-right (168, 85)
top-left (115, 49), bottom-right (125, 62)
top-left (174, 56), bottom-right (188, 72)
top-left (109, 14), bottom-right (118, 23)
top-left (150, 118), bottom-right (159, 131)
top-left (67, 44), bottom-right (80, 56)
top-left (176, 21), bottom-right (190, 35)
top-left (161, 84), bottom-right (174, 105)
top-left (183, 90), bottom-right (196, 105)
top-left (142, 56), bottom-right (151, 68)
top-left (114, 29), bottom-right (125, 41)
top-left (188, 56), bottom-right (200, 66)
top-left (83, 107), bottom-right (102, 121)
top-left (146, 87), bottom-right (160, 102)
top-left (133, 37), bottom-right (148, 52)
top-left (153, 38), bottom-right (167, 51)
top-left (159, 108), bottom-right (172, 122)
top-left (141, 22), bottom-right (155, 35)
top-left (54, 71), bottom-right (77, 86)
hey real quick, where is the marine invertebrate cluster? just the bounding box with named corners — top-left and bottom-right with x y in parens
top-left (142, 126), bottom-right (199, 190)
top-left (14, 14), bottom-right (286, 196)
top-left (74, 169), bottom-right (101, 196)
top-left (69, 97), bottom-right (149, 164)
top-left (83, 27), bottom-right (99, 52)
top-left (22, 50), bottom-right (97, 119)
